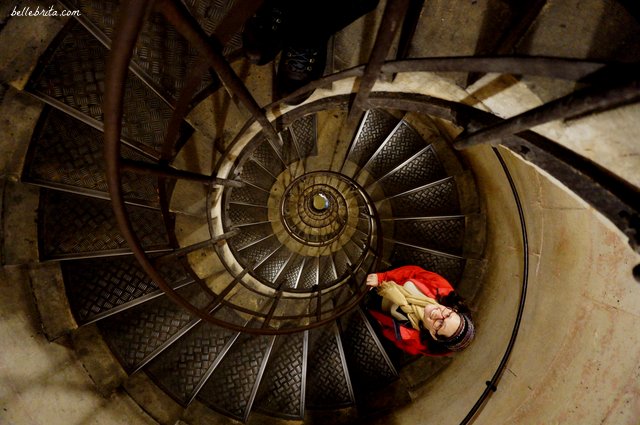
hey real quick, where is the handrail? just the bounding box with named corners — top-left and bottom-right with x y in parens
top-left (459, 147), bottom-right (530, 424)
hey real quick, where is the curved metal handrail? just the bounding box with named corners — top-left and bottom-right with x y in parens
top-left (459, 147), bottom-right (529, 424)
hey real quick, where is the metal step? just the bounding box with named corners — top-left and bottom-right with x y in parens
top-left (339, 307), bottom-right (398, 390)
top-left (59, 0), bottom-right (225, 105)
top-left (226, 203), bottom-right (269, 226)
top-left (228, 183), bottom-right (270, 206)
top-left (247, 136), bottom-right (287, 178)
top-left (345, 109), bottom-right (400, 170)
top-left (144, 320), bottom-right (240, 406)
top-left (298, 256), bottom-right (320, 290)
top-left (38, 189), bottom-right (171, 260)
top-left (343, 237), bottom-right (365, 262)
top-left (227, 222), bottom-right (274, 251)
top-left (23, 107), bottom-right (160, 207)
top-left (388, 216), bottom-right (466, 256)
top-left (333, 248), bottom-right (353, 281)
top-left (383, 177), bottom-right (461, 218)
top-left (369, 145), bottom-right (447, 199)
top-left (288, 113), bottom-right (318, 161)
top-left (305, 322), bottom-right (355, 409)
top-left (254, 244), bottom-right (294, 285)
top-left (388, 243), bottom-right (466, 286)
top-left (359, 120), bottom-right (425, 180)
top-left (197, 332), bottom-right (276, 423)
top-left (317, 254), bottom-right (340, 286)
top-left (26, 21), bottom-right (193, 158)
top-left (237, 236), bottom-right (283, 282)
top-left (98, 283), bottom-right (211, 372)
top-left (275, 254), bottom-right (306, 290)
top-left (62, 255), bottom-right (193, 325)
top-left (235, 158), bottom-right (278, 191)
top-left (254, 332), bottom-right (308, 419)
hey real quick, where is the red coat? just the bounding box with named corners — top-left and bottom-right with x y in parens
top-left (368, 265), bottom-right (454, 356)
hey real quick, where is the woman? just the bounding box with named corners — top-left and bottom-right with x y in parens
top-left (365, 265), bottom-right (475, 356)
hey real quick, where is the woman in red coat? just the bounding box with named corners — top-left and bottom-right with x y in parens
top-left (365, 265), bottom-right (475, 356)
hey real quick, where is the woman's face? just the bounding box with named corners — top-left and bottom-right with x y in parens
top-left (423, 304), bottom-right (462, 339)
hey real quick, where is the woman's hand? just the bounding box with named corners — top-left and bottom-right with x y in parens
top-left (366, 274), bottom-right (379, 288)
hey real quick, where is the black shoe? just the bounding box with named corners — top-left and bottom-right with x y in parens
top-left (276, 42), bottom-right (327, 105)
top-left (242, 3), bottom-right (287, 65)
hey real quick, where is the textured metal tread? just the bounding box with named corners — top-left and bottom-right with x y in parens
top-left (389, 244), bottom-right (466, 286)
top-left (305, 322), bottom-right (355, 409)
top-left (23, 107), bottom-right (160, 206)
top-left (226, 203), bottom-right (270, 226)
top-left (38, 190), bottom-right (171, 260)
top-left (98, 284), bottom-right (212, 371)
top-left (26, 21), bottom-right (193, 158)
top-left (277, 255), bottom-right (306, 290)
top-left (385, 177), bottom-right (460, 218)
top-left (298, 256), bottom-right (320, 290)
top-left (246, 137), bottom-right (286, 179)
top-left (197, 332), bottom-right (276, 423)
top-left (60, 0), bottom-right (218, 105)
top-left (228, 183), bottom-right (271, 206)
top-left (319, 255), bottom-right (339, 286)
top-left (238, 236), bottom-right (284, 283)
top-left (363, 121), bottom-right (425, 179)
top-left (183, 0), bottom-right (244, 54)
top-left (62, 255), bottom-right (192, 324)
top-left (228, 222), bottom-right (274, 251)
top-left (339, 308), bottom-right (398, 389)
top-left (289, 114), bottom-right (318, 160)
top-left (254, 244), bottom-right (294, 284)
top-left (236, 159), bottom-right (278, 191)
top-left (373, 145), bottom-right (447, 199)
top-left (333, 249), bottom-right (353, 281)
top-left (391, 216), bottom-right (465, 256)
top-left (254, 332), bottom-right (308, 419)
top-left (145, 321), bottom-right (240, 405)
top-left (347, 109), bottom-right (400, 169)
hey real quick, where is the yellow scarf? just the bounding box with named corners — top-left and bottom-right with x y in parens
top-left (376, 280), bottom-right (438, 330)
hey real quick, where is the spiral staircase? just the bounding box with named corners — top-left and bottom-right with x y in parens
top-left (3, 0), bottom-right (639, 424)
